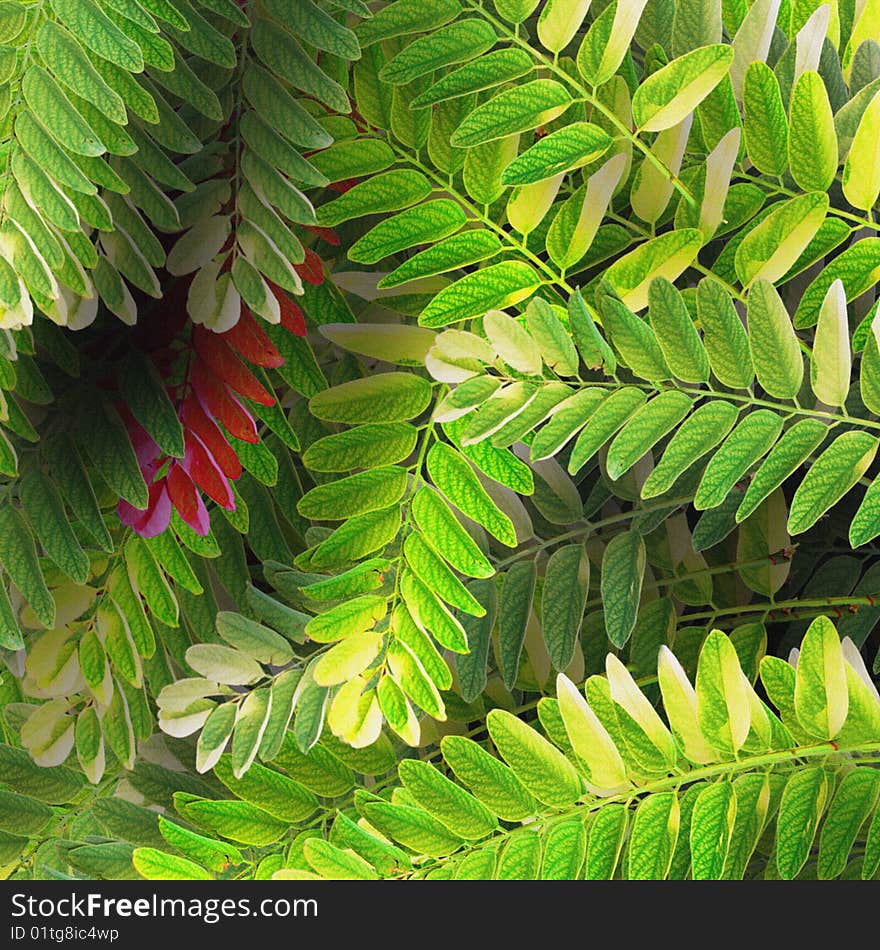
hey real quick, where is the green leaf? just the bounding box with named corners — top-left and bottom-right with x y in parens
top-left (309, 373), bottom-right (432, 424)
top-left (269, 0), bottom-right (357, 53)
top-left (569, 288), bottom-right (617, 374)
top-left (379, 231), bottom-right (503, 289)
top-left (53, 0), bottom-right (144, 71)
top-left (735, 193), bottom-right (828, 287)
top-left (426, 442), bottom-right (516, 546)
top-left (736, 418), bottom-right (827, 522)
top-left (0, 743), bottom-right (83, 803)
top-left (143, 531), bottom-right (203, 595)
top-left (358, 799), bottom-right (463, 857)
top-left (181, 799), bottom-right (287, 847)
top-left (158, 816), bottom-right (243, 873)
top-left (556, 674), bottom-right (629, 791)
top-left (132, 847), bottom-right (212, 881)
top-left (348, 200), bottom-right (467, 265)
top-left (604, 229), bottom-right (703, 312)
top-left (125, 537), bottom-right (177, 627)
top-left (216, 612), bottom-right (294, 665)
top-left (501, 123), bottom-right (611, 186)
top-left (597, 292), bottom-right (670, 381)
top-left (356, 0), bottom-right (461, 45)
top-left (720, 773), bottom-right (771, 879)
top-left (195, 704), bottom-right (236, 774)
top-left (694, 410), bottom-right (783, 511)
top-left (317, 169), bottom-right (431, 227)
top-left (412, 48), bottom-right (533, 108)
top-left (776, 766), bottom-right (828, 879)
top-left (305, 595), bottom-right (387, 645)
top-left (185, 644), bottom-right (264, 686)
top-left (20, 469), bottom-right (89, 584)
top-left (600, 530), bottom-right (646, 648)
top-left (419, 262), bottom-right (542, 328)
top-left (451, 80), bottom-right (571, 147)
top-left (298, 467), bottom-right (408, 521)
top-left (399, 759), bottom-right (497, 839)
top-left (302, 423), bottom-right (418, 472)
top-left (746, 279), bottom-right (804, 398)
top-left (696, 630), bottom-right (751, 755)
top-left (606, 391), bottom-right (693, 480)
top-left (742, 61), bottom-right (789, 176)
top-left (0, 790), bottom-right (52, 836)
top-left (441, 734), bottom-right (535, 821)
top-left (313, 629), bottom-right (385, 687)
top-left (539, 819), bottom-right (586, 880)
top-left (627, 792), bottom-right (679, 879)
top-left (486, 708), bottom-right (583, 808)
top-left (584, 805), bottom-right (628, 879)
top-left (498, 560), bottom-right (536, 688)
top-left (459, 382), bottom-right (538, 444)
top-left (523, 298), bottom-right (578, 377)
top-left (842, 89), bottom-right (880, 211)
top-left (380, 19), bottom-right (496, 86)
top-left (38, 20), bottom-right (127, 123)
top-left (633, 45), bottom-right (734, 132)
top-left (409, 487), bottom-right (492, 578)
top-left (863, 788), bottom-right (880, 879)
top-left (22, 65), bottom-right (105, 157)
top-left (403, 531), bottom-right (484, 617)
top-left (577, 0), bottom-right (648, 86)
top-left (794, 615), bottom-right (849, 740)
top-left (496, 830), bottom-right (541, 879)
top-left (794, 238), bottom-right (880, 329)
top-left (811, 279), bottom-right (851, 407)
top-left (642, 401), bottom-right (739, 499)
top-left (788, 431), bottom-right (878, 535)
top-left (401, 569), bottom-right (469, 653)
top-left (817, 768), bottom-right (880, 879)
top-left (78, 399), bottom-right (148, 508)
top-left (568, 387), bottom-right (646, 475)
top-left (0, 582), bottom-right (23, 651)
top-left (531, 389), bottom-right (607, 462)
top-left (229, 688), bottom-right (272, 778)
top-left (647, 277), bottom-right (710, 383)
top-left (304, 838), bottom-right (379, 880)
top-left (542, 544), bottom-right (589, 670)
top-left (788, 71), bottom-right (838, 192)
top-left (696, 278), bottom-right (754, 389)
top-left (690, 782), bottom-right (736, 880)
top-left (0, 506), bottom-right (53, 627)
top-left (242, 67), bottom-right (327, 149)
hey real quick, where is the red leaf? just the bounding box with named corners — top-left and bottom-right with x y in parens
top-left (304, 225), bottom-right (340, 247)
top-left (192, 325), bottom-right (274, 406)
top-left (190, 359), bottom-right (259, 443)
top-left (116, 404), bottom-right (161, 469)
top-left (180, 394), bottom-right (242, 479)
top-left (167, 463), bottom-right (210, 536)
top-left (328, 178), bottom-right (358, 194)
top-left (181, 430), bottom-right (235, 510)
top-left (294, 249), bottom-right (324, 286)
top-left (120, 480), bottom-right (171, 539)
top-left (220, 305), bottom-right (284, 368)
top-left (266, 280), bottom-right (307, 336)
top-left (167, 462), bottom-right (198, 521)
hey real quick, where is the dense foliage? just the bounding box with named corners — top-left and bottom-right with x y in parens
top-left (0, 0), bottom-right (880, 881)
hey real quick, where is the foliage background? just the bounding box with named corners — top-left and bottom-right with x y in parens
top-left (0, 0), bottom-right (880, 881)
